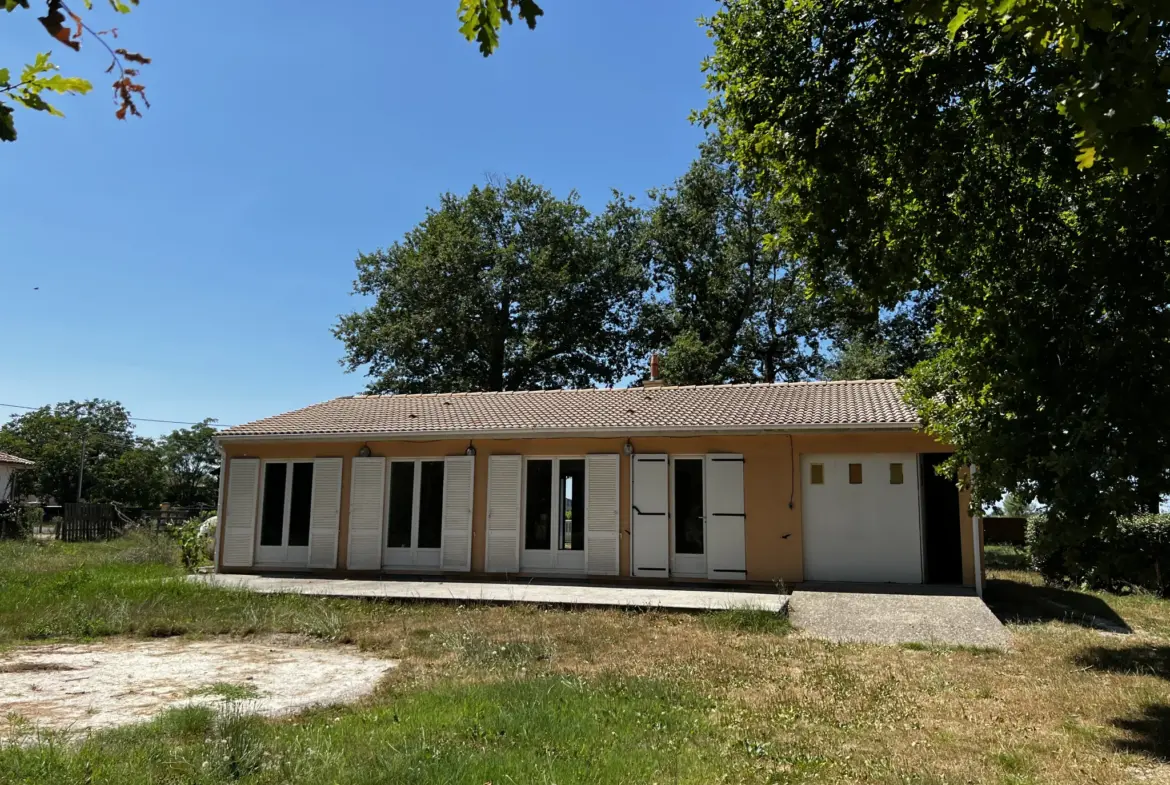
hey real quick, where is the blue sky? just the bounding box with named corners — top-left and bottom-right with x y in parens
top-left (1, 1), bottom-right (714, 437)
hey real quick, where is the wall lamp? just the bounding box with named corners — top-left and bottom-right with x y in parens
top-left (623, 439), bottom-right (634, 456)
top-left (465, 441), bottom-right (477, 457)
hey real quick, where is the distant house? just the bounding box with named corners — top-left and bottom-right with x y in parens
top-left (213, 379), bottom-right (979, 590)
top-left (0, 452), bottom-right (34, 502)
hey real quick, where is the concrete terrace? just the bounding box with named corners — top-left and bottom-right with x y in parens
top-left (191, 573), bottom-right (790, 613)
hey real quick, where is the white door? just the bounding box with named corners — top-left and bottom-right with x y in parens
top-left (383, 459), bottom-right (445, 570)
top-left (255, 460), bottom-right (314, 567)
top-left (705, 454), bottom-right (746, 580)
top-left (520, 457), bottom-right (587, 574)
top-left (631, 454), bottom-right (669, 578)
top-left (802, 453), bottom-right (923, 583)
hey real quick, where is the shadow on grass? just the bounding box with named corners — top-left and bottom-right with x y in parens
top-left (1111, 703), bottom-right (1170, 761)
top-left (983, 578), bottom-right (1131, 633)
top-left (1075, 645), bottom-right (1170, 680)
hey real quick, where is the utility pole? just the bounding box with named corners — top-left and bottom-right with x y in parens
top-left (76, 407), bottom-right (88, 504)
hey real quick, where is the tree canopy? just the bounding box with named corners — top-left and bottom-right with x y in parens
top-left (334, 176), bottom-right (648, 394)
top-left (701, 0), bottom-right (1170, 525)
top-left (0, 401), bottom-right (219, 508)
top-left (1, 0), bottom-right (150, 142)
top-left (640, 140), bottom-right (824, 385)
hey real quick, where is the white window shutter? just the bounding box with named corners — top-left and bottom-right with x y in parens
top-left (485, 455), bottom-right (521, 573)
top-left (631, 454), bottom-right (670, 577)
top-left (347, 457), bottom-right (386, 570)
top-left (585, 454), bottom-right (620, 576)
top-left (441, 456), bottom-right (475, 572)
top-left (307, 458), bottom-right (343, 569)
top-left (221, 458), bottom-right (259, 568)
top-left (705, 454), bottom-right (746, 580)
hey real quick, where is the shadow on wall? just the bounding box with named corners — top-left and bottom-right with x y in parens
top-left (1110, 703), bottom-right (1170, 761)
top-left (983, 578), bottom-right (1132, 633)
top-left (1075, 645), bottom-right (1170, 681)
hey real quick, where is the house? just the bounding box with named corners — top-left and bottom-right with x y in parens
top-left (213, 379), bottom-right (979, 589)
top-left (0, 452), bottom-right (34, 502)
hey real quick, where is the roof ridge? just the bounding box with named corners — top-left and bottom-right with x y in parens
top-left (348, 378), bottom-right (903, 400)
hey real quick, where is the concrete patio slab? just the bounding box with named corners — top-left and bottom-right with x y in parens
top-left (190, 574), bottom-right (789, 613)
top-left (789, 590), bottom-right (1010, 649)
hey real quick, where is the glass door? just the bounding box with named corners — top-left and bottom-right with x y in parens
top-left (255, 461), bottom-right (313, 567)
top-left (671, 457), bottom-right (706, 577)
top-left (520, 458), bottom-right (586, 574)
top-left (383, 459), bottom-right (444, 569)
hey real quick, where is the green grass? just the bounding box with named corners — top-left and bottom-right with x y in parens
top-left (1, 678), bottom-right (715, 784)
top-left (186, 682), bottom-right (262, 701)
top-left (6, 536), bottom-right (1170, 783)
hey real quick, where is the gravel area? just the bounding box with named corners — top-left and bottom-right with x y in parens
top-left (0, 638), bottom-right (396, 738)
top-left (790, 590), bottom-right (1011, 649)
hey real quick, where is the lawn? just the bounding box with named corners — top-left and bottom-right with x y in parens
top-left (1, 534), bottom-right (1169, 784)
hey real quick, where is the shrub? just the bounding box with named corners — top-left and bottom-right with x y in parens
top-left (1027, 512), bottom-right (1170, 595)
top-left (173, 517), bottom-right (212, 572)
top-left (0, 501), bottom-right (31, 540)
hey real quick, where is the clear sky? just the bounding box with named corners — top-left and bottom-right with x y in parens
top-left (1, 1), bottom-right (714, 437)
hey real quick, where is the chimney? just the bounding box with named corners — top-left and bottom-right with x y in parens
top-left (644, 354), bottom-right (665, 388)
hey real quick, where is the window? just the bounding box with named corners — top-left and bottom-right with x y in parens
top-left (259, 461), bottom-right (314, 549)
top-left (525, 459), bottom-right (553, 550)
top-left (674, 458), bottom-right (704, 554)
top-left (288, 463), bottom-right (314, 546)
top-left (558, 459), bottom-right (585, 551)
top-left (889, 463), bottom-right (904, 485)
top-left (387, 460), bottom-right (445, 550)
top-left (387, 462), bottom-right (415, 548)
top-left (810, 463), bottom-right (824, 485)
top-left (260, 463), bottom-right (287, 546)
top-left (418, 461), bottom-right (444, 549)
top-left (849, 463), bottom-right (863, 484)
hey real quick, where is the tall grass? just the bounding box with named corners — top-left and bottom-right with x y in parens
top-left (0, 678), bottom-right (716, 784)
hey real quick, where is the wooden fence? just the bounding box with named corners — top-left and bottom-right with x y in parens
top-left (57, 503), bottom-right (120, 542)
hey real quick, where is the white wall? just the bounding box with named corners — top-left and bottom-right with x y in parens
top-left (0, 466), bottom-right (12, 502)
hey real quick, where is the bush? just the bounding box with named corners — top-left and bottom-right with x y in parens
top-left (173, 516), bottom-right (214, 571)
top-left (1027, 512), bottom-right (1170, 595)
top-left (0, 501), bottom-right (31, 540)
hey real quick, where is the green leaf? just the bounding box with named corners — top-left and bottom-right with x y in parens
top-left (1075, 145), bottom-right (1097, 169)
top-left (947, 6), bottom-right (976, 39)
top-left (0, 103), bottom-right (15, 142)
top-left (4, 0), bottom-right (29, 11)
top-left (0, 68), bottom-right (9, 86)
top-left (39, 74), bottom-right (93, 95)
top-left (112, 0), bottom-right (132, 12)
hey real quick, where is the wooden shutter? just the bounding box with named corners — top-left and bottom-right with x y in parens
top-left (347, 457), bottom-right (386, 570)
top-left (585, 454), bottom-right (621, 576)
top-left (307, 458), bottom-right (342, 569)
top-left (705, 454), bottom-right (746, 580)
top-left (440, 456), bottom-right (475, 572)
top-left (631, 453), bottom-right (670, 577)
top-left (485, 455), bottom-right (521, 573)
top-left (221, 458), bottom-right (259, 568)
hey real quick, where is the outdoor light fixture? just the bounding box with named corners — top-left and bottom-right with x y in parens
top-left (623, 439), bottom-right (634, 456)
top-left (358, 444), bottom-right (372, 458)
top-left (465, 441), bottom-right (477, 457)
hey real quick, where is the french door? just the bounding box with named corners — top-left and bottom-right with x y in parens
top-left (383, 459), bottom-right (444, 569)
top-left (668, 455), bottom-right (746, 580)
top-left (520, 457), bottom-right (586, 574)
top-left (671, 457), bottom-right (706, 577)
top-left (255, 460), bottom-right (314, 567)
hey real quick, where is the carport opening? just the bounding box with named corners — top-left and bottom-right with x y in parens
top-left (921, 453), bottom-right (963, 584)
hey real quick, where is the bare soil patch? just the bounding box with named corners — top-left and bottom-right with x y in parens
top-left (0, 638), bottom-right (395, 737)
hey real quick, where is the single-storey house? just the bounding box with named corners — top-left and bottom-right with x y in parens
top-left (0, 452), bottom-right (34, 502)
top-left (213, 379), bottom-right (979, 589)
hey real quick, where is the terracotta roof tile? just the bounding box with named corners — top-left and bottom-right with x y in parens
top-left (219, 380), bottom-right (917, 439)
top-left (0, 452), bottom-right (34, 466)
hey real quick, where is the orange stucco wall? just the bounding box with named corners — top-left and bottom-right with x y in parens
top-left (218, 430), bottom-right (975, 586)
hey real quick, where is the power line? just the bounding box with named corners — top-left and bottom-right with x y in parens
top-left (0, 403), bottom-right (232, 429)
